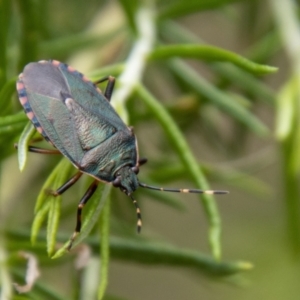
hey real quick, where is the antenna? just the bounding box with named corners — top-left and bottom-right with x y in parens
top-left (129, 194), bottom-right (142, 233)
top-left (139, 182), bottom-right (229, 195)
top-left (128, 182), bottom-right (228, 233)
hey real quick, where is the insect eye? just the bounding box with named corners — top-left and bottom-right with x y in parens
top-left (131, 166), bottom-right (139, 174)
top-left (113, 176), bottom-right (121, 187)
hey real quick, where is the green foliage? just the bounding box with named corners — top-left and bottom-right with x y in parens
top-left (0, 0), bottom-right (298, 299)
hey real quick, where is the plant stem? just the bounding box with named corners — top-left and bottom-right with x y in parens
top-left (111, 4), bottom-right (156, 123)
top-left (270, 0), bottom-right (300, 254)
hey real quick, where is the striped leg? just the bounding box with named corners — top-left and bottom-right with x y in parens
top-left (68, 180), bottom-right (99, 250)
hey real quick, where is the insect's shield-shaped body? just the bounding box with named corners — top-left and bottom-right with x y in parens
top-left (16, 60), bottom-right (228, 249)
top-left (18, 60), bottom-right (140, 194)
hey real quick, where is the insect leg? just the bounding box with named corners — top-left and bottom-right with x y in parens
top-left (14, 142), bottom-right (61, 154)
top-left (93, 76), bottom-right (110, 84)
top-left (138, 158), bottom-right (148, 166)
top-left (93, 76), bottom-right (115, 101)
top-left (103, 76), bottom-right (115, 101)
top-left (48, 172), bottom-right (83, 196)
top-left (68, 180), bottom-right (99, 250)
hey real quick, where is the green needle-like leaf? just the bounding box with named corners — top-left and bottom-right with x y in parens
top-left (17, 121), bottom-right (35, 171)
top-left (0, 112), bottom-right (27, 138)
top-left (0, 77), bottom-right (17, 114)
top-left (149, 45), bottom-right (278, 75)
top-left (169, 59), bottom-right (269, 136)
top-left (47, 194), bottom-right (62, 256)
top-left (31, 201), bottom-right (51, 244)
top-left (135, 83), bottom-right (224, 260)
top-left (31, 158), bottom-right (74, 252)
top-left (52, 184), bottom-right (111, 259)
top-left (98, 195), bottom-right (110, 300)
top-left (158, 0), bottom-right (241, 19)
top-left (93, 236), bottom-right (253, 277)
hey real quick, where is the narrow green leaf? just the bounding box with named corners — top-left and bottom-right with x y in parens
top-left (105, 237), bottom-right (253, 276)
top-left (39, 27), bottom-right (124, 57)
top-left (98, 195), bottom-right (110, 300)
top-left (281, 138), bottom-right (300, 254)
top-left (44, 160), bottom-right (74, 256)
top-left (31, 158), bottom-right (74, 253)
top-left (0, 123), bottom-right (26, 136)
top-left (290, 124), bottom-right (300, 175)
top-left (135, 83), bottom-right (223, 260)
top-left (34, 177), bottom-right (56, 214)
top-left (169, 59), bottom-right (269, 136)
top-left (0, 111), bottom-right (27, 126)
top-left (31, 203), bottom-right (51, 244)
top-left (159, 20), bottom-right (276, 104)
top-left (52, 184), bottom-right (111, 259)
top-left (275, 76), bottom-right (297, 140)
top-left (34, 158), bottom-right (73, 213)
top-left (0, 0), bottom-right (12, 86)
top-left (0, 112), bottom-right (28, 140)
top-left (158, 0), bottom-right (241, 19)
top-left (17, 121), bottom-right (35, 171)
top-left (149, 45), bottom-right (278, 75)
top-left (31, 201), bottom-right (51, 244)
top-left (275, 75), bottom-right (300, 175)
top-left (47, 195), bottom-right (61, 256)
top-left (0, 237), bottom-right (13, 300)
top-left (245, 30), bottom-right (280, 63)
top-left (210, 63), bottom-right (276, 105)
top-left (79, 257), bottom-right (100, 300)
top-left (16, 0), bottom-right (40, 69)
top-left (0, 77), bottom-right (17, 114)
top-left (9, 228), bottom-right (252, 277)
top-left (117, 0), bottom-right (138, 35)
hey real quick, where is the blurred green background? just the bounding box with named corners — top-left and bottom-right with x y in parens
top-left (1, 0), bottom-right (299, 299)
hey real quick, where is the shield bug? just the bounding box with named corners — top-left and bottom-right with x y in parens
top-left (16, 60), bottom-right (228, 249)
